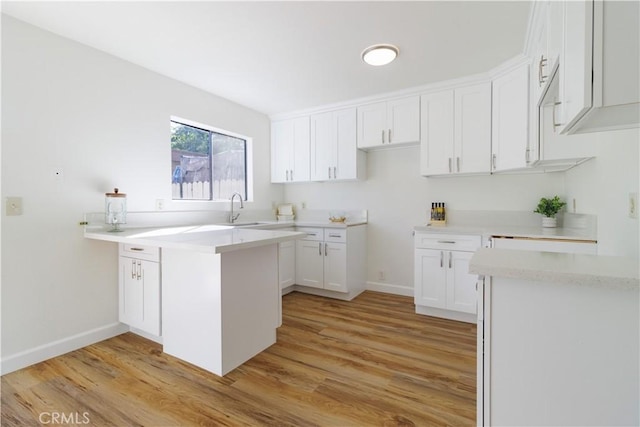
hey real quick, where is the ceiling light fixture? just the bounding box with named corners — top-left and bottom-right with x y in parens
top-left (361, 44), bottom-right (399, 66)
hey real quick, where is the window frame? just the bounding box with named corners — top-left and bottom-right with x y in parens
top-left (170, 116), bottom-right (253, 203)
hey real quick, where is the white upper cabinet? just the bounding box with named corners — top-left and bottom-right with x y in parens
top-left (558, 0), bottom-right (640, 134)
top-left (454, 83), bottom-right (492, 174)
top-left (271, 116), bottom-right (310, 183)
top-left (491, 62), bottom-right (530, 172)
top-left (310, 108), bottom-right (365, 181)
top-left (420, 90), bottom-right (454, 176)
top-left (357, 96), bottom-right (420, 149)
top-left (420, 82), bottom-right (491, 176)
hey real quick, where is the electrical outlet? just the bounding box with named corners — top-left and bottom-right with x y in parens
top-left (301, 202), bottom-right (306, 209)
top-left (155, 199), bottom-right (165, 211)
top-left (378, 270), bottom-right (386, 281)
top-left (629, 192), bottom-right (638, 219)
top-left (6, 197), bottom-right (23, 216)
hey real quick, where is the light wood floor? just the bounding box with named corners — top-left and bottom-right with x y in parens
top-left (1, 291), bottom-right (476, 426)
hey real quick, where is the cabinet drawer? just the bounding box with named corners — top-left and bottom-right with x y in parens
top-left (296, 227), bottom-right (323, 241)
top-left (120, 243), bottom-right (160, 262)
top-left (324, 228), bottom-right (347, 243)
top-left (415, 233), bottom-right (482, 251)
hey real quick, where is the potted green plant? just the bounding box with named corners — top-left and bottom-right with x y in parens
top-left (534, 196), bottom-right (566, 228)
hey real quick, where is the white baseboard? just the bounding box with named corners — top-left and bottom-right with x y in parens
top-left (415, 305), bottom-right (476, 324)
top-left (1, 322), bottom-right (128, 375)
top-left (366, 281), bottom-right (414, 297)
top-left (129, 327), bottom-right (163, 345)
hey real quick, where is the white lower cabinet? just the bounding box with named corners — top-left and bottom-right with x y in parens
top-left (119, 244), bottom-right (161, 336)
top-left (294, 225), bottom-right (366, 299)
top-left (296, 230), bottom-right (347, 293)
top-left (414, 233), bottom-right (481, 322)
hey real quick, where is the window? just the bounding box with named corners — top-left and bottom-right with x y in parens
top-left (170, 119), bottom-right (248, 201)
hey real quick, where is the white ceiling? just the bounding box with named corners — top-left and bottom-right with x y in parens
top-left (2, 1), bottom-right (532, 116)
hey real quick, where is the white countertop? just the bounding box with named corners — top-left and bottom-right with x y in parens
top-left (414, 224), bottom-right (596, 242)
top-left (470, 248), bottom-right (639, 290)
top-left (85, 225), bottom-right (306, 254)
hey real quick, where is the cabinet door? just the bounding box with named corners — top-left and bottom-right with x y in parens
top-left (357, 102), bottom-right (387, 149)
top-left (455, 83), bottom-right (491, 174)
top-left (291, 116), bottom-right (310, 182)
top-left (420, 90), bottom-right (454, 176)
top-left (295, 240), bottom-right (324, 289)
top-left (278, 240), bottom-right (296, 289)
top-left (334, 108), bottom-right (357, 180)
top-left (491, 64), bottom-right (530, 171)
top-left (120, 257), bottom-right (143, 327)
top-left (387, 96), bottom-right (420, 145)
top-left (414, 249), bottom-right (447, 309)
top-left (310, 111), bottom-right (333, 181)
top-left (271, 120), bottom-right (292, 183)
top-left (119, 257), bottom-right (161, 336)
top-left (323, 242), bottom-right (347, 293)
top-left (558, 0), bottom-right (593, 134)
top-left (446, 251), bottom-right (477, 314)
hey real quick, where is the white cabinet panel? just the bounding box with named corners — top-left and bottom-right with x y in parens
top-left (455, 83), bottom-right (492, 174)
top-left (323, 243), bottom-right (347, 293)
top-left (421, 83), bottom-right (490, 176)
top-left (491, 63), bottom-right (530, 172)
top-left (387, 96), bottom-right (420, 145)
top-left (295, 240), bottom-right (324, 289)
top-left (447, 251), bottom-right (477, 314)
top-left (420, 90), bottom-right (454, 176)
top-left (357, 96), bottom-right (420, 149)
top-left (414, 248), bottom-right (447, 309)
top-left (119, 255), bottom-right (161, 336)
top-left (278, 240), bottom-right (296, 289)
top-left (558, 0), bottom-right (593, 133)
top-left (271, 116), bottom-right (310, 183)
top-left (310, 108), bottom-right (362, 181)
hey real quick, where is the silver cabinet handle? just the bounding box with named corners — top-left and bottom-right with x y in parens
top-left (492, 154), bottom-right (497, 170)
top-left (130, 247), bottom-right (144, 252)
top-left (325, 243), bottom-right (328, 256)
top-left (328, 167), bottom-right (331, 179)
top-left (456, 157), bottom-right (460, 173)
top-left (286, 170), bottom-right (289, 181)
top-left (136, 260), bottom-right (142, 280)
top-left (448, 252), bottom-right (452, 269)
top-left (388, 129), bottom-right (392, 143)
top-left (333, 167), bottom-right (336, 179)
top-left (131, 259), bottom-right (136, 279)
top-left (317, 242), bottom-right (321, 256)
top-left (448, 158), bottom-right (452, 173)
top-left (381, 129), bottom-right (385, 144)
top-left (440, 251), bottom-right (443, 268)
top-left (437, 240), bottom-right (456, 244)
top-left (328, 233), bottom-right (341, 238)
top-left (538, 55), bottom-right (548, 87)
top-left (290, 170), bottom-right (293, 180)
top-left (526, 148), bottom-right (530, 163)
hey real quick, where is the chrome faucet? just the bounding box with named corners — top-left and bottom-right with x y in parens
top-left (229, 192), bottom-right (244, 223)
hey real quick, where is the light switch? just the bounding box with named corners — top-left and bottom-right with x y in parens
top-left (6, 197), bottom-right (23, 216)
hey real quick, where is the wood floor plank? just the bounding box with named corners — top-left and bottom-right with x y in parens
top-left (1, 291), bottom-right (476, 426)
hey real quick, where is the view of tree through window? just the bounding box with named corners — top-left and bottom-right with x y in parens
top-left (170, 121), bottom-right (247, 201)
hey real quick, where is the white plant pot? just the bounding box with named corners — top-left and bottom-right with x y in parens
top-left (542, 216), bottom-right (557, 228)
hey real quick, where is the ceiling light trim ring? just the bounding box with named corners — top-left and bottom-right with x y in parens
top-left (361, 44), bottom-right (399, 66)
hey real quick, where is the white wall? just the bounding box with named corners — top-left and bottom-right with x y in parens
top-left (1, 16), bottom-right (281, 365)
top-left (565, 128), bottom-right (640, 258)
top-left (284, 146), bottom-right (566, 292)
